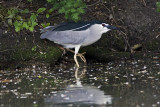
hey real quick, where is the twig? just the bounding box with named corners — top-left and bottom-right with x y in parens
top-left (101, 3), bottom-right (111, 12)
top-left (0, 49), bottom-right (14, 53)
top-left (17, 0), bottom-right (22, 8)
top-left (142, 0), bottom-right (146, 6)
top-left (120, 31), bottom-right (130, 51)
top-left (87, 0), bottom-right (102, 7)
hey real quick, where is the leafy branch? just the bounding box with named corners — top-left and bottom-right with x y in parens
top-left (6, 0), bottom-right (86, 32)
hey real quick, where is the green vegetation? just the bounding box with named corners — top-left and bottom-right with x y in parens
top-left (12, 46), bottom-right (62, 63)
top-left (157, 2), bottom-right (160, 12)
top-left (7, 8), bottom-right (43, 32)
top-left (2, 0), bottom-right (86, 32)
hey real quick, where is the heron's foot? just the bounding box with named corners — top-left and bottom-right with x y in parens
top-left (77, 52), bottom-right (86, 63)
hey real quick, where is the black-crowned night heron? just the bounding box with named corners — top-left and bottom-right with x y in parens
top-left (40, 20), bottom-right (117, 67)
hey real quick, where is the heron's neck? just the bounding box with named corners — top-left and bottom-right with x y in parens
top-left (101, 29), bottom-right (110, 34)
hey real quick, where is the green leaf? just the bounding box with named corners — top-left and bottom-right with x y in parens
top-left (77, 8), bottom-right (85, 13)
top-left (12, 8), bottom-right (18, 14)
top-left (30, 14), bottom-right (37, 22)
top-left (15, 27), bottom-right (21, 32)
top-left (64, 13), bottom-right (69, 19)
top-left (46, 23), bottom-right (50, 26)
top-left (72, 13), bottom-right (79, 20)
top-left (32, 21), bottom-right (38, 27)
top-left (157, 2), bottom-right (160, 12)
top-left (27, 21), bottom-right (32, 26)
top-left (7, 10), bottom-right (14, 18)
top-left (156, 2), bottom-right (160, 7)
top-left (16, 15), bottom-right (22, 20)
top-left (29, 27), bottom-right (34, 32)
top-left (48, 8), bottom-right (54, 13)
top-left (7, 10), bottom-right (11, 15)
top-left (66, 1), bottom-right (72, 8)
top-left (32, 46), bottom-right (37, 51)
top-left (8, 19), bottom-right (13, 25)
top-left (22, 22), bottom-right (29, 29)
top-left (52, 3), bottom-right (60, 10)
top-left (46, 14), bottom-right (50, 18)
top-left (47, 0), bottom-right (52, 3)
top-left (14, 21), bottom-right (23, 32)
top-left (20, 9), bottom-right (29, 14)
top-left (41, 23), bottom-right (50, 28)
top-left (41, 24), bottom-right (45, 28)
top-left (71, 8), bottom-right (76, 13)
top-left (37, 8), bottom-right (46, 14)
top-left (58, 7), bottom-right (65, 13)
top-left (13, 21), bottom-right (19, 27)
top-left (27, 0), bottom-right (32, 2)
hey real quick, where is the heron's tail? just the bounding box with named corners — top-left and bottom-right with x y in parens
top-left (40, 26), bottom-right (55, 33)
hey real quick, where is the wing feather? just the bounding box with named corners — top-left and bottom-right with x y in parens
top-left (40, 30), bottom-right (89, 45)
top-left (40, 21), bottom-right (93, 47)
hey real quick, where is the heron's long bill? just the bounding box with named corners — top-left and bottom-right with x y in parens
top-left (106, 25), bottom-right (118, 30)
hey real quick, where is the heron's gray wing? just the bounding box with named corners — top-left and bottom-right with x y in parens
top-left (40, 26), bottom-right (56, 33)
top-left (40, 22), bottom-right (92, 46)
top-left (40, 30), bottom-right (89, 45)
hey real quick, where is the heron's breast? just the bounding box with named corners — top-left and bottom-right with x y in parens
top-left (82, 32), bottom-right (102, 46)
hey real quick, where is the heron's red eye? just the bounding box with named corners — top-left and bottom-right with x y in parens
top-left (102, 24), bottom-right (105, 27)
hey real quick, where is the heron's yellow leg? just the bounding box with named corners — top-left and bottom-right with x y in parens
top-left (66, 48), bottom-right (86, 62)
top-left (74, 53), bottom-right (79, 67)
top-left (74, 45), bottom-right (81, 67)
top-left (76, 52), bottom-right (86, 62)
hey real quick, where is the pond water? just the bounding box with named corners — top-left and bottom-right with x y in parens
top-left (0, 53), bottom-right (160, 107)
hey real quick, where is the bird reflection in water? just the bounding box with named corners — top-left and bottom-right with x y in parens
top-left (44, 67), bottom-right (112, 107)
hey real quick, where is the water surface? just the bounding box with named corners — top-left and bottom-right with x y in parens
top-left (0, 53), bottom-right (160, 107)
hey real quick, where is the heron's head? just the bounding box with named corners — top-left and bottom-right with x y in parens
top-left (90, 21), bottom-right (118, 34)
top-left (99, 23), bottom-right (117, 33)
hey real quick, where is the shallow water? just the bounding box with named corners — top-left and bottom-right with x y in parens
top-left (0, 53), bottom-right (160, 107)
